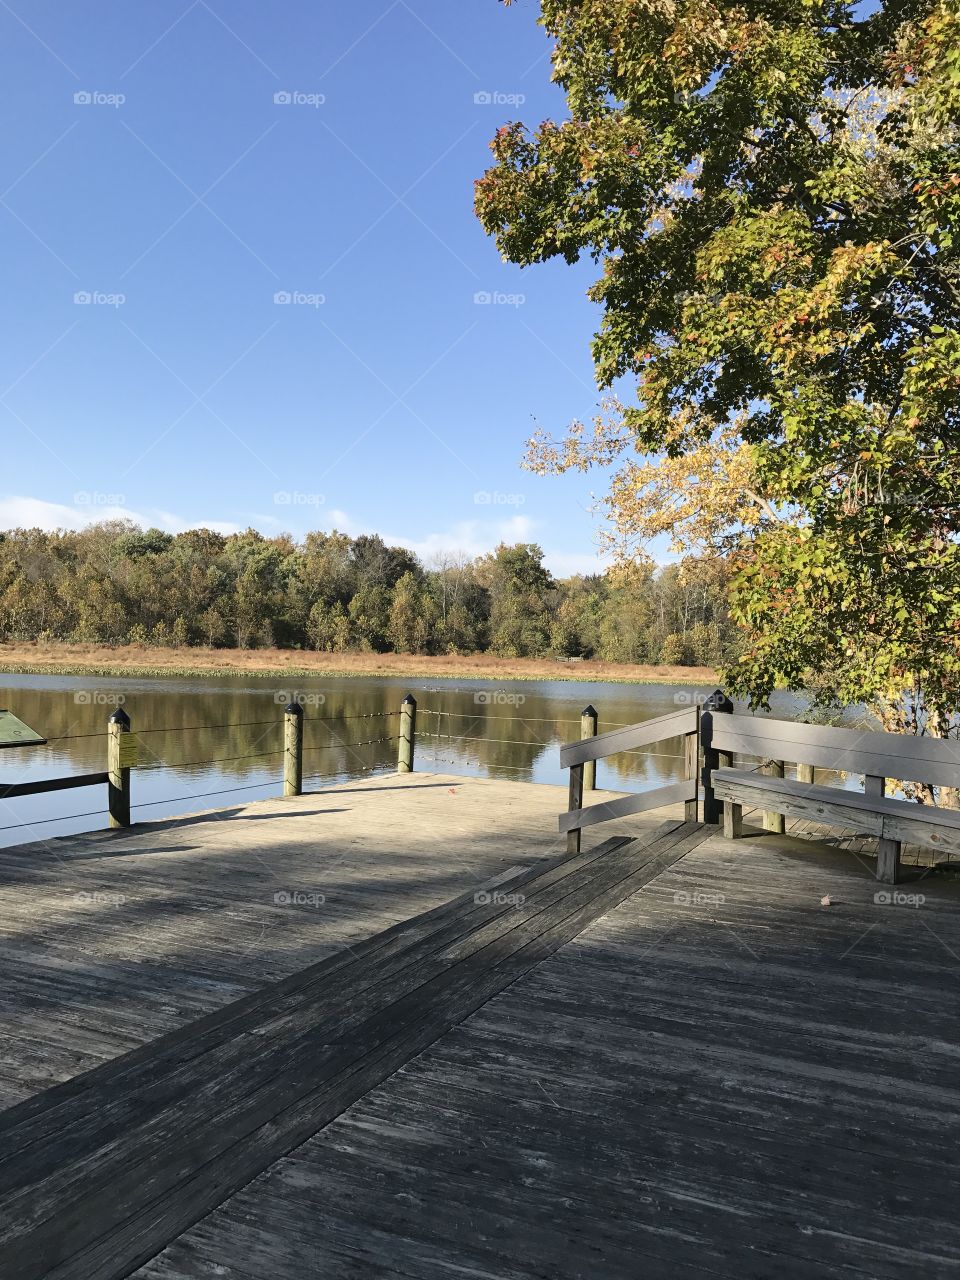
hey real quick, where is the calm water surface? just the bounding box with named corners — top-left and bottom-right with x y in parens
top-left (0, 672), bottom-right (813, 848)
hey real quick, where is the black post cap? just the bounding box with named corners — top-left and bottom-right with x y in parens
top-left (284, 700), bottom-right (304, 716)
top-left (702, 688), bottom-right (733, 713)
top-left (108, 706), bottom-right (130, 727)
top-left (581, 704), bottom-right (597, 717)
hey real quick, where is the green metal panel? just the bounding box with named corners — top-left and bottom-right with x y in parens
top-left (0, 711), bottom-right (47, 748)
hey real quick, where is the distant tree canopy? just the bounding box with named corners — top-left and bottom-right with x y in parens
top-left (0, 523), bottom-right (731, 667)
top-left (477, 0), bottom-right (960, 732)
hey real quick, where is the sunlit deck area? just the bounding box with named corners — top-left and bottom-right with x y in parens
top-left (1, 772), bottom-right (959, 1279)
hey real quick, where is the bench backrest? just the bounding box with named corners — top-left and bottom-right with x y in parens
top-left (710, 713), bottom-right (960, 790)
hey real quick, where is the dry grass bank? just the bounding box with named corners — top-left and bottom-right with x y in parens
top-left (0, 642), bottom-right (718, 687)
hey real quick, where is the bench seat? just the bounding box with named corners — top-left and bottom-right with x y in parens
top-left (711, 767), bottom-right (960, 881)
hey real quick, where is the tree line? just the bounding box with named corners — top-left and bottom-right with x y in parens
top-left (0, 522), bottom-right (731, 666)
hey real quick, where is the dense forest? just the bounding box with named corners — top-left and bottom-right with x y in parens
top-left (0, 523), bottom-right (732, 666)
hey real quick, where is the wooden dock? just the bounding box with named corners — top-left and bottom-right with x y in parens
top-left (1, 772), bottom-right (959, 1278)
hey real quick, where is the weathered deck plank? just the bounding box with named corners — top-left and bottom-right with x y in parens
top-left (0, 822), bottom-right (706, 1280)
top-left (136, 824), bottom-right (960, 1280)
top-left (1, 772), bottom-right (959, 1279)
top-left (0, 772), bottom-right (661, 1111)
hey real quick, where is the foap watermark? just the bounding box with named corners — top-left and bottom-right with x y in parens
top-left (273, 490), bottom-right (325, 506)
top-left (274, 290), bottom-right (325, 307)
top-left (74, 691), bottom-right (126, 706)
top-left (274, 90), bottom-right (326, 107)
top-left (474, 491), bottom-right (525, 506)
top-left (474, 290), bottom-right (525, 308)
top-left (273, 890), bottom-right (326, 907)
top-left (475, 889), bottom-right (525, 908)
top-left (673, 690), bottom-right (713, 707)
top-left (74, 290), bottom-right (126, 308)
top-left (74, 90), bottom-right (125, 108)
top-left (72, 890), bottom-right (126, 907)
top-left (74, 491), bottom-right (125, 507)
top-left (473, 90), bottom-right (526, 107)
top-left (673, 890), bottom-right (726, 907)
top-left (274, 691), bottom-right (326, 707)
top-left (875, 890), bottom-right (925, 908)
top-left (474, 690), bottom-right (526, 707)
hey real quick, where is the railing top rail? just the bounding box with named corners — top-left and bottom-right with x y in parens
top-left (560, 706), bottom-right (698, 769)
top-left (0, 772), bottom-right (110, 802)
top-left (710, 712), bottom-right (960, 789)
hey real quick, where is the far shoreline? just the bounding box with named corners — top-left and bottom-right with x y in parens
top-left (0, 642), bottom-right (720, 689)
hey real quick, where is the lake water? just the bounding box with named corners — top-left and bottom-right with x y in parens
top-left (0, 671), bottom-right (812, 848)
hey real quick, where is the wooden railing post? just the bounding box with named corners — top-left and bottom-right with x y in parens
top-left (107, 707), bottom-right (132, 828)
top-left (700, 689), bottom-right (733, 824)
top-left (763, 760), bottom-right (786, 833)
top-left (398, 695), bottom-right (417, 773)
top-left (684, 706), bottom-right (700, 822)
top-left (283, 701), bottom-right (304, 797)
top-left (581, 705), bottom-right (598, 792)
top-left (866, 774), bottom-right (901, 883)
top-left (797, 763), bottom-right (815, 786)
top-left (566, 762), bottom-right (584, 853)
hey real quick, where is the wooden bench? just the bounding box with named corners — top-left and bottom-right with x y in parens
top-left (705, 713), bottom-right (960, 883)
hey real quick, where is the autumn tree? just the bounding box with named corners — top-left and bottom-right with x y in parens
top-left (477, 543), bottom-right (555, 657)
top-left (477, 0), bottom-right (960, 733)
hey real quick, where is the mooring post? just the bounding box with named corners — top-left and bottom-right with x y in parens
top-left (398, 694), bottom-right (417, 773)
top-left (581, 705), bottom-right (598, 792)
top-left (700, 689), bottom-right (733, 824)
top-left (107, 706), bottom-right (132, 828)
top-left (283, 701), bottom-right (304, 796)
top-left (684, 706), bottom-right (700, 822)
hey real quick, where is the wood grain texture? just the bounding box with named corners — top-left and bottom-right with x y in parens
top-left (559, 706), bottom-right (697, 767)
top-left (712, 713), bottom-right (960, 790)
top-left (713, 768), bottom-right (960, 856)
top-left (136, 823), bottom-right (960, 1280)
top-left (0, 772), bottom-right (675, 1113)
top-left (558, 777), bottom-right (695, 833)
top-left (3, 769), bottom-right (959, 1279)
top-left (0, 822), bottom-right (706, 1280)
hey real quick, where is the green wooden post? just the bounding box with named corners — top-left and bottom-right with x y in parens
top-left (398, 695), bottom-right (417, 773)
top-left (107, 706), bottom-right (131, 828)
top-left (581, 705), bottom-right (598, 792)
top-left (283, 701), bottom-right (303, 797)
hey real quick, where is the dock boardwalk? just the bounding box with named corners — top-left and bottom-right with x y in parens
top-left (0, 772), bottom-right (591, 1111)
top-left (0, 820), bottom-right (706, 1280)
top-left (0, 771), bottom-right (959, 1278)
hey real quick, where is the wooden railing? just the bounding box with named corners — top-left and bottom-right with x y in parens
top-left (559, 706), bottom-right (701, 852)
top-left (559, 691), bottom-right (960, 874)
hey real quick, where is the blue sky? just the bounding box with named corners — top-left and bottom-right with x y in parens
top-left (0, 1), bottom-right (624, 577)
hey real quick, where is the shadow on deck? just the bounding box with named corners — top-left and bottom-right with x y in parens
top-left (0, 774), bottom-right (958, 1279)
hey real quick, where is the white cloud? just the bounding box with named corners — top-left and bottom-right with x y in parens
top-left (307, 508), bottom-right (609, 578)
top-left (543, 549), bottom-right (611, 579)
top-left (0, 496), bottom-right (611, 577)
top-left (0, 495), bottom-right (241, 537)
